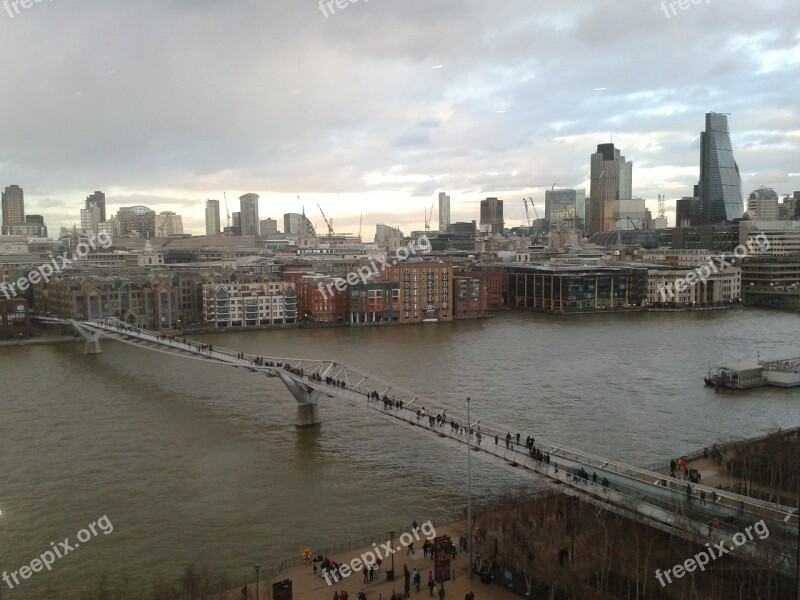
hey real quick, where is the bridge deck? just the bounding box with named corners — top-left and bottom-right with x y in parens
top-left (47, 317), bottom-right (799, 577)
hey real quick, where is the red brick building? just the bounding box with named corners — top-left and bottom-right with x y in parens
top-left (0, 299), bottom-right (31, 339)
top-left (458, 268), bottom-right (508, 310)
top-left (295, 276), bottom-right (348, 323)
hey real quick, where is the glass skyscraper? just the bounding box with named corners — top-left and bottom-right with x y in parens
top-left (694, 113), bottom-right (744, 224)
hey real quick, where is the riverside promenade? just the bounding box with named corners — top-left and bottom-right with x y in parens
top-left (216, 522), bottom-right (520, 600)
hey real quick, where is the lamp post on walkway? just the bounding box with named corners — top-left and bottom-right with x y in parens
top-left (389, 530), bottom-right (396, 579)
top-left (0, 509), bottom-right (4, 600)
top-left (254, 564), bottom-right (261, 600)
top-left (467, 396), bottom-right (473, 579)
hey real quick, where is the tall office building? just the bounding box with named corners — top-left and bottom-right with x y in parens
top-left (80, 204), bottom-right (102, 234)
top-left (747, 187), bottom-right (779, 221)
top-left (260, 218), bottom-right (278, 237)
top-left (545, 189), bottom-right (586, 232)
top-left (694, 112), bottom-right (744, 224)
top-left (238, 193), bottom-right (260, 237)
top-left (2, 185), bottom-right (25, 226)
top-left (156, 211), bottom-right (184, 236)
top-left (86, 191), bottom-right (106, 223)
top-left (205, 199), bottom-right (221, 236)
top-left (589, 143), bottom-right (632, 236)
top-left (479, 197), bottom-right (504, 234)
top-left (438, 193), bottom-right (451, 231)
top-left (283, 212), bottom-right (317, 237)
top-left (117, 205), bottom-right (156, 238)
top-left (676, 197), bottom-right (703, 227)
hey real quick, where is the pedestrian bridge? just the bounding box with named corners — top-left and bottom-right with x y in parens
top-left (40, 317), bottom-right (799, 578)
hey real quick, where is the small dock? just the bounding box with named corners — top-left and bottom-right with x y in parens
top-left (705, 355), bottom-right (800, 390)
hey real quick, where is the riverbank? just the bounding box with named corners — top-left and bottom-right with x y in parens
top-left (215, 521), bottom-right (520, 600)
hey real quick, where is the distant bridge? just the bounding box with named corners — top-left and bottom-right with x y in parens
top-left (39, 317), bottom-right (800, 578)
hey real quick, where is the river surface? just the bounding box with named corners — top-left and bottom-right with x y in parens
top-left (0, 309), bottom-right (798, 596)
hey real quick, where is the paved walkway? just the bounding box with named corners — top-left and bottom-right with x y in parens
top-left (224, 523), bottom-right (521, 600)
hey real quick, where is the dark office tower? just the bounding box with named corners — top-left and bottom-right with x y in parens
top-left (694, 113), bottom-right (744, 224)
top-left (2, 185), bottom-right (25, 225)
top-left (86, 191), bottom-right (106, 223)
top-left (675, 197), bottom-right (703, 227)
top-left (794, 192), bottom-right (800, 220)
top-left (589, 144), bottom-right (632, 236)
top-left (479, 197), bottom-right (504, 234)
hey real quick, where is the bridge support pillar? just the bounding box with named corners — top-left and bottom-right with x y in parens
top-left (277, 372), bottom-right (323, 429)
top-left (295, 403), bottom-right (321, 429)
top-left (84, 339), bottom-right (102, 355)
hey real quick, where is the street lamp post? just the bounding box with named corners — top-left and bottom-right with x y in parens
top-left (254, 564), bottom-right (261, 600)
top-left (0, 509), bottom-right (4, 600)
top-left (389, 531), bottom-right (395, 581)
top-left (467, 397), bottom-right (473, 579)
top-left (795, 489), bottom-right (799, 600)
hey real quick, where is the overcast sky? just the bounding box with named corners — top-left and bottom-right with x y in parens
top-left (1, 0), bottom-right (798, 236)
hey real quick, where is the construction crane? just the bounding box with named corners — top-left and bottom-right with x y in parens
top-left (224, 192), bottom-right (231, 228)
top-left (317, 203), bottom-right (334, 237)
top-left (523, 198), bottom-right (532, 229)
top-left (424, 203), bottom-right (434, 231)
top-left (528, 197), bottom-right (540, 220)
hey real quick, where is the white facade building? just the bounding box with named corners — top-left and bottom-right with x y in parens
top-left (203, 281), bottom-right (297, 326)
top-left (647, 267), bottom-right (741, 307)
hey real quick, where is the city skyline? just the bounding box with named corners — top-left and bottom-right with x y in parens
top-left (0, 1), bottom-right (797, 235)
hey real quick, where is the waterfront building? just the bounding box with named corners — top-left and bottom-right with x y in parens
top-left (382, 260), bottom-right (454, 323)
top-left (34, 274), bottom-right (181, 330)
top-left (348, 281), bottom-right (400, 324)
top-left (740, 255), bottom-right (800, 308)
top-left (694, 112), bottom-right (744, 224)
top-left (457, 268), bottom-right (508, 310)
top-left (0, 299), bottom-right (31, 339)
top-left (295, 274), bottom-right (347, 323)
top-left (507, 263), bottom-right (647, 313)
top-left (203, 280), bottom-right (296, 326)
top-left (452, 275), bottom-right (488, 319)
top-left (647, 266), bottom-right (741, 307)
